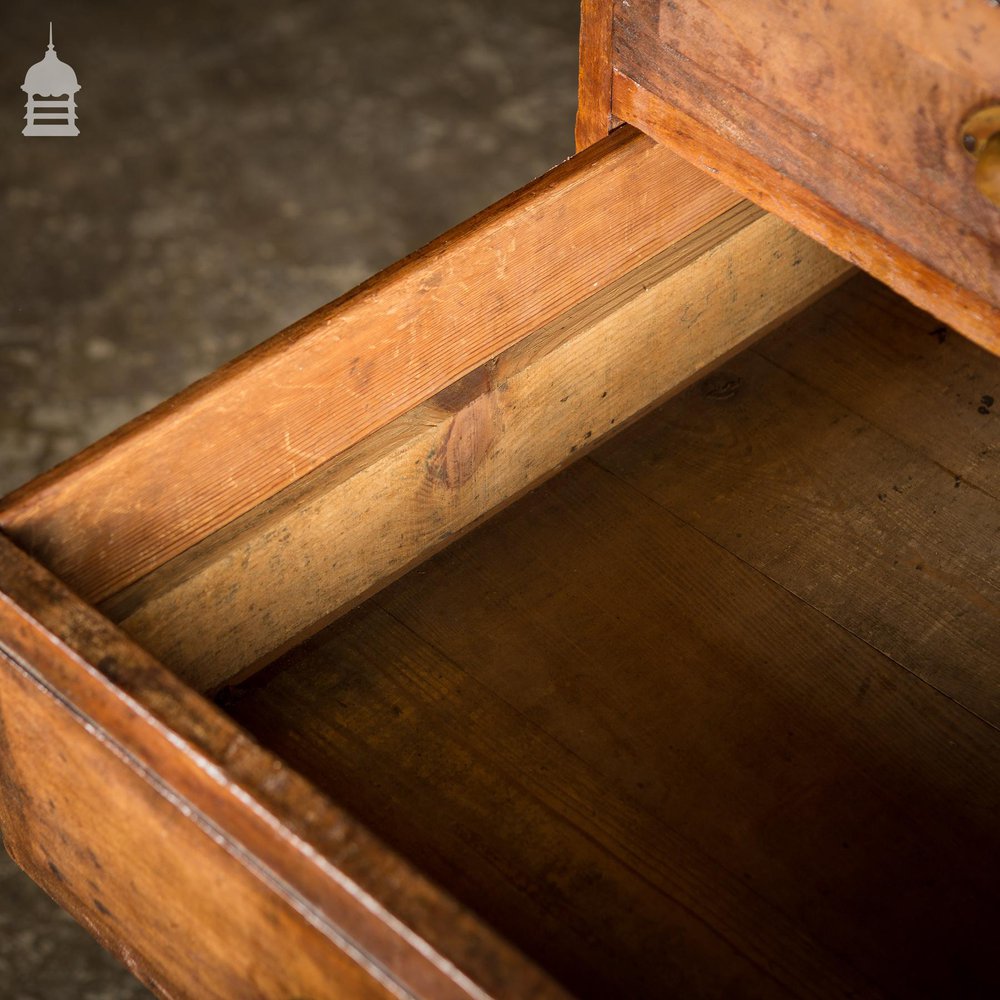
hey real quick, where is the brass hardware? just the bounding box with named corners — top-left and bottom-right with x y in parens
top-left (960, 105), bottom-right (1000, 206)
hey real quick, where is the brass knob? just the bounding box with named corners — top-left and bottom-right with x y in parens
top-left (961, 105), bottom-right (1000, 207)
top-left (975, 132), bottom-right (1000, 205)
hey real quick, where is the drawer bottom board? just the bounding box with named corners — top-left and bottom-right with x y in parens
top-left (224, 275), bottom-right (1000, 999)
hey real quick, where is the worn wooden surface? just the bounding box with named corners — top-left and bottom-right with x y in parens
top-left (757, 280), bottom-right (999, 499)
top-left (597, 275), bottom-right (1000, 725)
top-left (229, 275), bottom-right (1000, 998)
top-left (0, 127), bottom-right (742, 606)
top-left (0, 652), bottom-right (392, 1000)
top-left (610, 0), bottom-right (1000, 353)
top-left (103, 206), bottom-right (851, 692)
top-left (574, 0), bottom-right (617, 149)
top-left (0, 534), bottom-right (565, 999)
top-left (227, 551), bottom-right (868, 1000)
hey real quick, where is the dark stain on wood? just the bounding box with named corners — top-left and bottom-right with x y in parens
top-left (426, 364), bottom-right (500, 490)
top-left (702, 371), bottom-right (743, 400)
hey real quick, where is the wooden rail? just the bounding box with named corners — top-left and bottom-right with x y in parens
top-left (0, 127), bottom-right (743, 605)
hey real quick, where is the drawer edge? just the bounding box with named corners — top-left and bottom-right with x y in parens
top-left (0, 533), bottom-right (566, 1000)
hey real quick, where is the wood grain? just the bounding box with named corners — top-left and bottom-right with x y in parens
top-left (575, 0), bottom-right (618, 149)
top-left (0, 127), bottom-right (741, 605)
top-left (611, 1), bottom-right (1000, 353)
top-left (0, 534), bottom-right (565, 1000)
top-left (594, 275), bottom-right (1000, 725)
top-left (757, 277), bottom-right (1000, 500)
top-left (231, 451), bottom-right (1000, 998)
top-left (102, 206), bottom-right (851, 692)
top-left (653, 0), bottom-right (1000, 241)
top-left (229, 575), bottom-right (868, 998)
top-left (0, 653), bottom-right (393, 1000)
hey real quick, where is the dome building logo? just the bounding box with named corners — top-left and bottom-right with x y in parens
top-left (22, 23), bottom-right (81, 137)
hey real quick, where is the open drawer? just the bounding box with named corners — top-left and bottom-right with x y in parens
top-left (1, 118), bottom-right (998, 998)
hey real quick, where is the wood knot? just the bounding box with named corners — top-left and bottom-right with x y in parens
top-left (702, 372), bottom-right (743, 400)
top-left (425, 363), bottom-right (499, 489)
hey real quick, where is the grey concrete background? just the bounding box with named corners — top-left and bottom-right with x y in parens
top-left (0, 1), bottom-right (579, 995)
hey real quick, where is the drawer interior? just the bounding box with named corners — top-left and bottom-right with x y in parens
top-left (218, 275), bottom-right (1000, 999)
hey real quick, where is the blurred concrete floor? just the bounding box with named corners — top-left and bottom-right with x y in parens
top-left (0, 1), bottom-right (580, 995)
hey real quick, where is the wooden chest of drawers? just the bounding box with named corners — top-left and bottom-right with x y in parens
top-left (1, 3), bottom-right (997, 996)
top-left (580, 0), bottom-right (1000, 349)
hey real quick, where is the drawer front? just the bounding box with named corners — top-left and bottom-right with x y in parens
top-left (0, 651), bottom-right (391, 1000)
top-left (0, 532), bottom-right (563, 999)
top-left (608, 0), bottom-right (1000, 350)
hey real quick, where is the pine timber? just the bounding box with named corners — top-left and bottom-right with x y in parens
top-left (596, 274), bottom-right (1000, 725)
top-left (608, 1), bottom-right (1000, 353)
top-left (228, 275), bottom-right (1000, 998)
top-left (0, 532), bottom-right (565, 1000)
top-left (4, 3), bottom-right (999, 996)
top-left (0, 127), bottom-right (742, 606)
top-left (102, 205), bottom-right (851, 692)
top-left (575, 0), bottom-right (617, 149)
